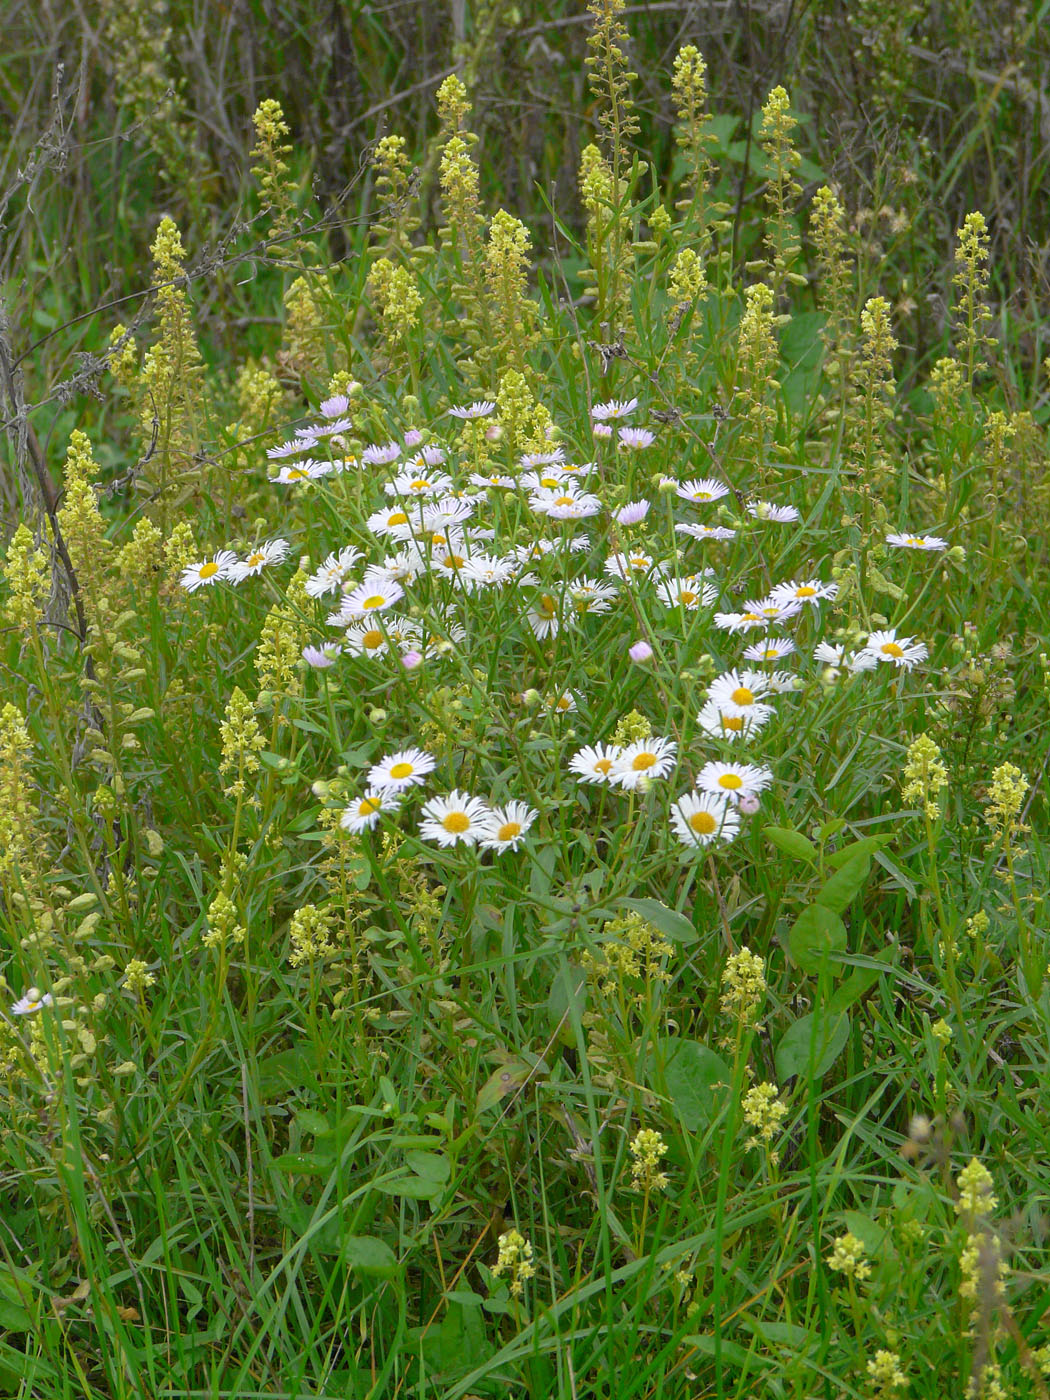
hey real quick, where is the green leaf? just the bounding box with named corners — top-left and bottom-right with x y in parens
top-left (786, 904), bottom-right (847, 974)
top-left (764, 825), bottom-right (818, 863)
top-left (344, 1235), bottom-right (398, 1278)
top-left (814, 852), bottom-right (871, 915)
top-left (843, 1210), bottom-right (886, 1254)
top-left (405, 1150), bottom-right (450, 1184)
top-left (295, 1109), bottom-right (331, 1138)
top-left (475, 1058), bottom-right (534, 1115)
top-left (270, 1151), bottom-right (332, 1176)
top-left (775, 1010), bottom-right (850, 1081)
top-left (825, 835), bottom-right (895, 869)
top-left (373, 1173), bottom-right (441, 1200)
top-left (827, 949), bottom-right (895, 1015)
top-left (255, 1048), bottom-right (315, 1098)
top-left (658, 1039), bottom-right (730, 1130)
top-left (683, 1334), bottom-right (761, 1369)
top-left (621, 897), bottom-right (696, 943)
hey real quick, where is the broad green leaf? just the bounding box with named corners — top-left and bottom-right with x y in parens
top-left (405, 1150), bottom-right (450, 1184)
top-left (659, 1038), bottom-right (730, 1130)
top-left (373, 1173), bottom-right (441, 1200)
top-left (255, 1048), bottom-right (315, 1098)
top-left (295, 1109), bottom-right (331, 1138)
top-left (475, 1058), bottom-right (535, 1115)
top-left (814, 852), bottom-right (871, 914)
top-left (775, 1010), bottom-right (850, 1081)
top-left (621, 897), bottom-right (697, 943)
top-left (344, 1235), bottom-right (398, 1278)
top-left (683, 1334), bottom-right (761, 1368)
top-left (764, 825), bottom-right (818, 863)
top-left (825, 835), bottom-right (895, 869)
top-left (786, 904), bottom-right (847, 973)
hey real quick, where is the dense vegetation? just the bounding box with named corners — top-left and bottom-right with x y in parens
top-left (1, 3), bottom-right (1048, 1397)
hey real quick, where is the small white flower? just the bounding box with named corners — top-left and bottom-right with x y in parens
top-left (613, 499), bottom-right (651, 526)
top-left (618, 426), bottom-right (655, 450)
top-left (180, 550), bottom-right (238, 592)
top-left (448, 400), bottom-right (496, 419)
top-left (367, 748), bottom-right (437, 792)
top-left (479, 800), bottom-right (538, 852)
top-left (670, 792), bottom-right (740, 848)
top-left (543, 690), bottom-right (580, 715)
top-left (696, 760), bottom-right (773, 799)
top-left (302, 642), bottom-right (342, 667)
top-left (519, 448), bottom-right (566, 468)
top-left (328, 578), bottom-right (405, 625)
top-left (422, 497), bottom-right (475, 531)
top-left (419, 790), bottom-right (492, 846)
top-left (676, 477), bottom-right (730, 504)
top-left (675, 522), bottom-right (737, 542)
top-left (814, 642), bottom-right (877, 674)
top-left (591, 397), bottom-right (638, 421)
top-left (696, 699), bottom-right (773, 740)
top-left (568, 743), bottom-right (621, 784)
top-left (384, 470), bottom-right (454, 498)
top-left (746, 500), bottom-right (799, 523)
top-left (305, 546), bottom-right (363, 598)
top-left (742, 637), bottom-right (797, 663)
top-left (886, 532), bottom-right (948, 551)
top-left (268, 459), bottom-right (330, 484)
top-left (863, 629), bottom-right (929, 669)
top-left (319, 393), bottom-right (350, 419)
top-left (341, 789), bottom-right (400, 834)
top-left (10, 988), bottom-right (53, 1016)
top-left (611, 737), bottom-right (678, 790)
top-left (767, 578), bottom-right (838, 608)
top-left (654, 575), bottom-right (718, 610)
top-left (228, 538), bottom-right (291, 582)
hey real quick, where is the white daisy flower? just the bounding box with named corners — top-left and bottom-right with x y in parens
top-left (470, 471), bottom-right (517, 490)
top-left (366, 505), bottom-right (417, 539)
top-left (362, 441), bottom-right (401, 466)
top-left (767, 578), bottom-right (838, 608)
top-left (696, 699), bottom-right (773, 740)
top-left (863, 629), bottom-right (929, 669)
top-left (448, 401), bottom-right (496, 419)
top-left (319, 393), bottom-right (350, 419)
top-left (611, 737), bottom-right (678, 789)
top-left (305, 546), bottom-right (364, 597)
top-left (675, 522), bottom-right (737, 542)
top-left (569, 743), bottom-right (622, 784)
top-left (511, 540), bottom-right (555, 565)
top-left (329, 578), bottom-right (404, 624)
top-left (654, 575), bottom-right (718, 610)
top-left (529, 487), bottom-right (603, 521)
top-left (519, 448), bottom-right (566, 467)
top-left (604, 549), bottom-right (658, 581)
top-left (422, 497), bottom-right (475, 531)
top-left (707, 669), bottom-right (773, 711)
top-left (568, 577), bottom-right (619, 615)
top-left (814, 642), bottom-right (877, 674)
top-left (676, 477), bottom-right (730, 504)
top-left (231, 537), bottom-right (292, 582)
top-left (618, 427), bottom-right (655, 449)
top-left (269, 460), bottom-right (329, 484)
top-left (460, 555), bottom-right (516, 589)
top-left (11, 988), bottom-right (53, 1015)
top-left (671, 791), bottom-right (740, 848)
top-left (180, 550), bottom-right (238, 592)
top-left (543, 690), bottom-right (580, 715)
top-left (713, 609), bottom-right (767, 633)
top-left (527, 593), bottom-right (567, 639)
top-left (593, 422), bottom-right (613, 439)
top-left (479, 800), bottom-right (538, 852)
top-left (742, 637), bottom-right (797, 662)
top-left (591, 398), bottom-right (638, 421)
top-left (696, 760), bottom-right (773, 799)
top-left (384, 470), bottom-right (454, 498)
top-left (368, 550), bottom-right (425, 585)
top-left (342, 621), bottom-right (397, 657)
top-left (746, 500), bottom-right (800, 523)
top-left (304, 415), bottom-right (353, 440)
top-left (367, 748), bottom-right (436, 792)
top-left (404, 445), bottom-right (447, 468)
top-left (886, 532), bottom-right (948, 551)
top-left (614, 499), bottom-right (651, 526)
top-left (302, 642), bottom-right (343, 668)
top-left (341, 789), bottom-right (400, 834)
top-left (419, 790), bottom-right (492, 846)
top-left (744, 597), bottom-right (804, 626)
top-left (521, 466), bottom-right (575, 492)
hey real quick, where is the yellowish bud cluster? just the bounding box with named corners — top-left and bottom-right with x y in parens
top-left (629, 1127), bottom-right (669, 1193)
top-left (288, 904), bottom-right (337, 967)
top-left (219, 687), bottom-right (267, 798)
top-left (900, 732), bottom-right (948, 820)
top-left (3, 523), bottom-right (50, 630)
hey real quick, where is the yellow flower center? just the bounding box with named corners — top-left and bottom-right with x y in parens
top-left (594, 758), bottom-right (613, 774)
top-left (441, 554), bottom-right (465, 570)
top-left (796, 586), bottom-right (816, 597)
top-left (694, 490), bottom-right (713, 500)
top-left (246, 553), bottom-right (265, 567)
top-left (731, 686), bottom-right (755, 706)
top-left (881, 641), bottom-right (904, 658)
top-left (497, 821), bottom-right (522, 842)
top-left (199, 562), bottom-right (219, 579)
top-left (722, 715), bottom-right (744, 732)
top-left (389, 762), bottom-right (413, 780)
top-left (362, 594), bottom-right (386, 610)
top-left (741, 612), bottom-right (760, 622)
top-left (555, 696), bottom-right (572, 711)
top-left (540, 595), bottom-right (557, 616)
top-left (632, 752), bottom-right (657, 771)
top-left (410, 479), bottom-right (430, 491)
top-left (540, 476), bottom-right (559, 488)
top-left (388, 511), bottom-right (409, 526)
top-left (287, 468), bottom-right (306, 479)
top-left (442, 812), bottom-right (471, 834)
top-left (554, 495), bottom-right (575, 507)
top-left (359, 798), bottom-right (381, 816)
top-left (907, 536), bottom-right (925, 546)
top-left (361, 629), bottom-right (384, 648)
top-left (680, 590), bottom-right (697, 606)
top-left (689, 811), bottom-right (717, 834)
top-left (718, 773), bottom-right (743, 790)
